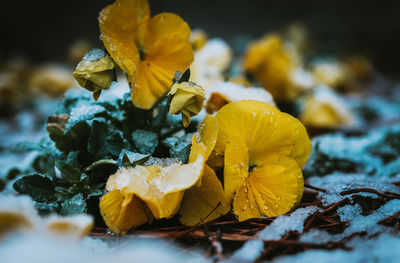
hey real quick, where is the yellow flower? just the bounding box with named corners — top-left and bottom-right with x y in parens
top-left (99, 0), bottom-right (194, 109)
top-left (300, 86), bottom-right (355, 128)
top-left (168, 81), bottom-right (205, 127)
top-left (73, 49), bottom-right (115, 100)
top-left (243, 35), bottom-right (295, 101)
top-left (179, 115), bottom-right (230, 226)
top-left (214, 100), bottom-right (311, 221)
top-left (99, 157), bottom-right (204, 234)
top-left (205, 82), bottom-right (276, 114)
top-left (190, 29), bottom-right (208, 51)
top-left (311, 59), bottom-right (346, 88)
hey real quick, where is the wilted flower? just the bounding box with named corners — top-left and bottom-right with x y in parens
top-left (214, 100), bottom-right (311, 221)
top-left (300, 86), bottom-right (355, 128)
top-left (168, 80), bottom-right (205, 128)
top-left (311, 58), bottom-right (346, 88)
top-left (243, 35), bottom-right (295, 101)
top-left (98, 0), bottom-right (194, 109)
top-left (73, 49), bottom-right (115, 100)
top-left (29, 64), bottom-right (76, 97)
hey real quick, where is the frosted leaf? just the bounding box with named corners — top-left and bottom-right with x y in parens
top-left (144, 157), bottom-right (182, 167)
top-left (66, 104), bottom-right (107, 131)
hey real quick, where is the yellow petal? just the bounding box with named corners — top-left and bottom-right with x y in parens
top-left (99, 190), bottom-right (151, 234)
top-left (233, 154), bottom-right (303, 221)
top-left (188, 114), bottom-right (219, 164)
top-left (131, 13), bottom-right (193, 109)
top-left (215, 100), bottom-right (311, 168)
top-left (205, 92), bottom-right (231, 114)
top-left (142, 13), bottom-right (191, 49)
top-left (98, 0), bottom-right (149, 84)
top-left (72, 49), bottom-right (115, 94)
top-left (132, 61), bottom-right (172, 109)
top-left (169, 82), bottom-right (205, 119)
top-left (224, 138), bottom-right (249, 202)
top-left (179, 165), bottom-right (230, 226)
top-left (106, 157), bottom-right (204, 221)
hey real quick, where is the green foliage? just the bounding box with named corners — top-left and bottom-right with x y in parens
top-left (12, 89), bottom-right (193, 216)
top-left (303, 142), bottom-right (356, 178)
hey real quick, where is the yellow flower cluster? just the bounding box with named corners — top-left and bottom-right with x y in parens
top-left (98, 0), bottom-right (193, 109)
top-left (100, 100), bottom-right (311, 232)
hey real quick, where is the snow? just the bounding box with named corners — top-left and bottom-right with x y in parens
top-left (1, 234), bottom-right (209, 263)
top-left (0, 194), bottom-right (93, 240)
top-left (231, 239), bottom-right (264, 262)
top-left (308, 173), bottom-right (400, 205)
top-left (275, 234), bottom-right (400, 263)
top-left (206, 81), bottom-right (276, 107)
top-left (258, 206), bottom-right (321, 240)
top-left (336, 204), bottom-right (362, 222)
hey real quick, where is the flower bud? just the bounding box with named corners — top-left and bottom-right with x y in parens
top-left (168, 81), bottom-right (205, 128)
top-left (73, 49), bottom-right (115, 100)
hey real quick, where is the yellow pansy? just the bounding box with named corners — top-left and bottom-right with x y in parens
top-left (169, 81), bottom-right (205, 128)
top-left (214, 100), bottom-right (311, 221)
top-left (300, 86), bottom-right (355, 128)
top-left (99, 0), bottom-right (194, 109)
top-left (73, 49), bottom-right (115, 100)
top-left (243, 35), bottom-right (295, 101)
top-left (179, 115), bottom-right (230, 226)
top-left (99, 157), bottom-right (204, 234)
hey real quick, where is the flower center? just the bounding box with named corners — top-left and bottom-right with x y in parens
top-left (139, 46), bottom-right (146, 61)
top-left (248, 164), bottom-right (256, 172)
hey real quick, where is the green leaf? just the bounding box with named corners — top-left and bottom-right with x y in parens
top-left (80, 173), bottom-right (89, 184)
top-left (107, 131), bottom-right (123, 157)
top-left (61, 193), bottom-right (87, 216)
top-left (88, 189), bottom-right (103, 198)
top-left (34, 202), bottom-right (60, 214)
top-left (13, 174), bottom-right (54, 202)
top-left (132, 130), bottom-right (158, 154)
top-left (87, 121), bottom-right (108, 159)
top-left (47, 119), bottom-right (90, 153)
top-left (119, 150), bottom-right (150, 167)
top-left (55, 161), bottom-right (81, 183)
top-left (162, 136), bottom-right (191, 163)
top-left (66, 151), bottom-right (80, 167)
top-left (174, 69), bottom-right (190, 83)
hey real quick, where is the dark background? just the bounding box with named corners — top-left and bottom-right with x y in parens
top-left (1, 0), bottom-right (400, 76)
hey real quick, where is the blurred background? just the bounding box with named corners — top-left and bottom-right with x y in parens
top-left (1, 0), bottom-right (400, 76)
